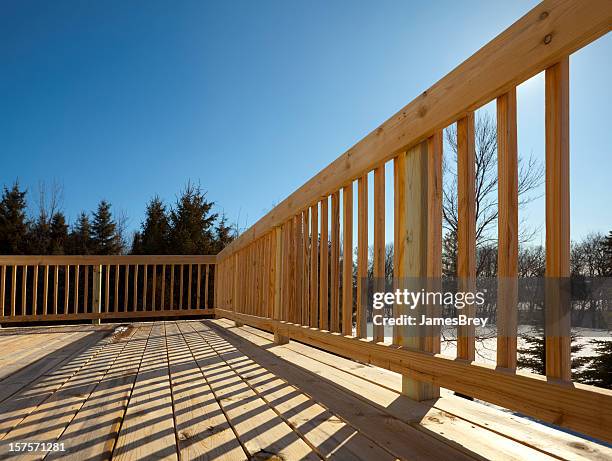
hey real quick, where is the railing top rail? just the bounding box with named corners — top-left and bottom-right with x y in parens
top-left (218, 0), bottom-right (611, 259)
top-left (0, 255), bottom-right (217, 265)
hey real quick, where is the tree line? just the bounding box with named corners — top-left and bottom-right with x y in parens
top-left (0, 181), bottom-right (235, 256)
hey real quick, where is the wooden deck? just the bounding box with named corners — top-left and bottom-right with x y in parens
top-left (0, 320), bottom-right (609, 461)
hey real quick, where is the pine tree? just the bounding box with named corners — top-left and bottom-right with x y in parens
top-left (442, 231), bottom-right (458, 277)
top-left (517, 329), bottom-right (586, 379)
top-left (49, 212), bottom-right (69, 254)
top-left (91, 200), bottom-right (123, 255)
top-left (577, 340), bottom-right (612, 389)
top-left (138, 197), bottom-right (170, 254)
top-left (212, 214), bottom-right (235, 254)
top-left (0, 182), bottom-right (29, 254)
top-left (168, 183), bottom-right (218, 254)
top-left (28, 215), bottom-right (51, 254)
top-left (68, 212), bottom-right (93, 254)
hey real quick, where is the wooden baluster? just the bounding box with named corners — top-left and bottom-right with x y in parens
top-left (357, 175), bottom-right (368, 339)
top-left (170, 265), bottom-right (175, 310)
top-left (545, 58), bottom-right (571, 382)
top-left (33, 264), bottom-right (39, 315)
top-left (22, 265), bottom-right (28, 316)
top-left (124, 265), bottom-right (129, 312)
top-left (205, 264), bottom-right (210, 309)
top-left (133, 264), bottom-right (138, 311)
top-left (196, 264), bottom-right (201, 308)
top-left (310, 204), bottom-right (318, 326)
top-left (320, 198), bottom-right (329, 330)
top-left (302, 209), bottom-right (310, 325)
top-left (84, 266), bottom-right (89, 313)
top-left (43, 265), bottom-right (49, 316)
top-left (295, 214), bottom-right (304, 324)
top-left (373, 166), bottom-right (385, 342)
top-left (11, 265), bottom-right (17, 318)
top-left (53, 265), bottom-right (58, 315)
top-left (105, 264), bottom-right (110, 313)
top-left (161, 264), bottom-right (166, 310)
top-left (151, 264), bottom-right (157, 311)
top-left (457, 112), bottom-right (476, 362)
top-left (342, 184), bottom-right (353, 336)
top-left (179, 264), bottom-right (184, 309)
top-left (143, 264), bottom-right (148, 311)
top-left (1, 266), bottom-right (6, 319)
top-left (188, 264), bottom-right (192, 310)
top-left (74, 265), bottom-right (79, 314)
top-left (497, 88), bottom-right (519, 370)
top-left (393, 153), bottom-right (406, 346)
top-left (115, 264), bottom-right (120, 312)
top-left (273, 226), bottom-right (288, 344)
top-left (331, 192), bottom-right (340, 332)
top-left (93, 265), bottom-right (102, 324)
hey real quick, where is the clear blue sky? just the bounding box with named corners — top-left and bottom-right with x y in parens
top-left (1, 0), bottom-right (610, 244)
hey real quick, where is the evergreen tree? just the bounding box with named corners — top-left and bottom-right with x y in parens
top-left (91, 200), bottom-right (123, 255)
top-left (577, 340), bottom-right (612, 389)
top-left (49, 212), bottom-right (69, 254)
top-left (0, 182), bottom-right (29, 254)
top-left (131, 231), bottom-right (143, 255)
top-left (28, 215), bottom-right (51, 254)
top-left (212, 214), bottom-right (235, 254)
top-left (68, 212), bottom-right (93, 254)
top-left (442, 231), bottom-right (458, 277)
top-left (517, 329), bottom-right (586, 379)
top-left (168, 183), bottom-right (217, 254)
top-left (138, 197), bottom-right (170, 254)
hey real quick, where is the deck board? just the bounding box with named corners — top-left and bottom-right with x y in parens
top-left (0, 320), bottom-right (609, 461)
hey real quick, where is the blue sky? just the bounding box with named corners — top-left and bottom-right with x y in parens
top-left (1, 0), bottom-right (610, 244)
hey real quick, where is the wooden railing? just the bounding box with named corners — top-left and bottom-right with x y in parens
top-left (215, 0), bottom-right (612, 444)
top-left (0, 255), bottom-right (215, 323)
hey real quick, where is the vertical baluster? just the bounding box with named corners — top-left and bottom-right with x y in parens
top-left (152, 264), bottom-right (157, 311)
top-left (357, 175), bottom-right (368, 339)
top-left (74, 265), bottom-right (79, 314)
top-left (104, 265), bottom-right (110, 312)
top-left (133, 264), bottom-right (138, 311)
top-left (205, 264), bottom-right (210, 309)
top-left (11, 265), bottom-right (17, 318)
top-left (53, 265), bottom-right (59, 315)
top-left (124, 265), bottom-right (130, 312)
top-left (43, 265), bottom-right (49, 316)
top-left (331, 192), bottom-right (340, 332)
top-left (22, 265), bottom-right (28, 316)
top-left (84, 266), bottom-right (89, 313)
top-left (394, 153), bottom-right (407, 346)
top-left (302, 209), bottom-right (310, 325)
top-left (161, 264), bottom-right (166, 310)
top-left (373, 166), bottom-right (385, 342)
top-left (342, 184), bottom-right (353, 336)
top-left (170, 265), bottom-right (175, 309)
top-left (295, 214), bottom-right (304, 323)
top-left (545, 58), bottom-right (571, 382)
top-left (93, 265), bottom-right (102, 324)
top-left (33, 264), bottom-right (39, 315)
top-left (188, 264), bottom-right (192, 310)
top-left (179, 264), bottom-right (184, 309)
top-left (1, 266), bottom-right (6, 319)
top-left (497, 88), bottom-right (519, 370)
top-left (143, 264), bottom-right (148, 311)
top-left (457, 112), bottom-right (476, 362)
top-left (309, 204), bottom-right (319, 326)
top-left (63, 265), bottom-right (69, 315)
top-left (115, 264), bottom-right (120, 312)
top-left (196, 264), bottom-right (201, 308)
top-left (320, 198), bottom-right (329, 330)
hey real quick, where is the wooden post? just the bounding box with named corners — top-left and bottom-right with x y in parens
top-left (273, 226), bottom-right (289, 344)
top-left (92, 264), bottom-right (102, 325)
top-left (396, 139), bottom-right (441, 401)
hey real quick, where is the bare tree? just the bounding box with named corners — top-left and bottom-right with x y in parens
top-left (443, 112), bottom-right (544, 248)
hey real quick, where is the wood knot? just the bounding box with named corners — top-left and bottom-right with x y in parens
top-left (543, 33), bottom-right (552, 45)
top-left (417, 106), bottom-right (427, 117)
top-left (375, 127), bottom-right (384, 136)
top-left (251, 449), bottom-right (284, 461)
top-left (539, 11), bottom-right (549, 20)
